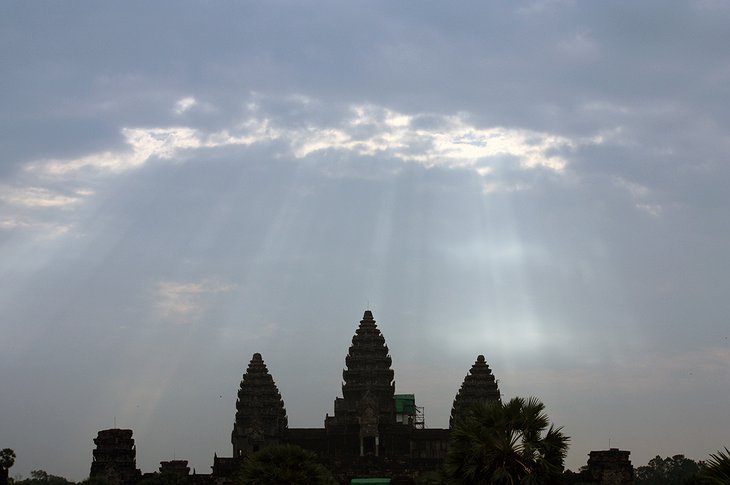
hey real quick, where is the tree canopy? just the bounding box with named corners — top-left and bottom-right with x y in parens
top-left (0, 450), bottom-right (15, 471)
top-left (12, 470), bottom-right (74, 485)
top-left (240, 444), bottom-right (337, 485)
top-left (634, 455), bottom-right (702, 485)
top-left (445, 396), bottom-right (569, 485)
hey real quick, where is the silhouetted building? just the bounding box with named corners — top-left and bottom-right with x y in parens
top-left (231, 352), bottom-right (288, 457)
top-left (90, 429), bottom-right (141, 485)
top-left (563, 449), bottom-right (634, 485)
top-left (224, 310), bottom-right (493, 482)
top-left (89, 309), bottom-right (632, 484)
top-left (159, 460), bottom-right (190, 477)
top-left (449, 354), bottom-right (501, 428)
top-left (586, 449), bottom-right (634, 485)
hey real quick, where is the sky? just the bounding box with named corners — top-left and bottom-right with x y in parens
top-left (1, 0), bottom-right (730, 479)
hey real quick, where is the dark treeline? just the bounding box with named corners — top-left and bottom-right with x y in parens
top-left (3, 446), bottom-right (730, 484)
top-left (8, 471), bottom-right (105, 485)
top-left (634, 455), bottom-right (703, 485)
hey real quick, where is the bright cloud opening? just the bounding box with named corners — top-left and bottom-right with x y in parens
top-left (25, 101), bottom-right (576, 182)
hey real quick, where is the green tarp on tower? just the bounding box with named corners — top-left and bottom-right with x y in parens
top-left (394, 394), bottom-right (415, 414)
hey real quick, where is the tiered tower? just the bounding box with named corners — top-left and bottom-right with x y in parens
top-left (328, 310), bottom-right (396, 456)
top-left (231, 353), bottom-right (288, 457)
top-left (89, 429), bottom-right (141, 485)
top-left (449, 354), bottom-right (501, 427)
top-left (336, 310), bottom-right (395, 421)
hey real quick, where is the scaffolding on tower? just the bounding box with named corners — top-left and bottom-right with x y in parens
top-left (394, 394), bottom-right (425, 429)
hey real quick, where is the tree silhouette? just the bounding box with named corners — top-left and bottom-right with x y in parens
top-left (700, 447), bottom-right (730, 485)
top-left (240, 444), bottom-right (337, 485)
top-left (1, 449), bottom-right (16, 485)
top-left (635, 455), bottom-right (701, 485)
top-left (11, 470), bottom-right (73, 485)
top-left (445, 397), bottom-right (569, 485)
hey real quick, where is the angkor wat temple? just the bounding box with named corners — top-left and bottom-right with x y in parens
top-left (224, 310), bottom-right (500, 481)
top-left (90, 310), bottom-right (633, 484)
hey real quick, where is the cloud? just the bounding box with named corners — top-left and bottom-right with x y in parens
top-left (557, 29), bottom-right (599, 60)
top-left (25, 119), bottom-right (282, 177)
top-left (27, 127), bottom-right (203, 175)
top-left (174, 96), bottom-right (197, 114)
top-left (0, 185), bottom-right (93, 208)
top-left (291, 105), bottom-right (575, 174)
top-left (0, 186), bottom-right (90, 238)
top-left (0, 217), bottom-right (71, 239)
top-left (610, 176), bottom-right (664, 216)
top-left (156, 278), bottom-right (235, 321)
top-left (24, 100), bottom-right (580, 191)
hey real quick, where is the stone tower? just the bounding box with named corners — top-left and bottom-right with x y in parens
top-left (338, 310), bottom-right (395, 421)
top-left (449, 354), bottom-right (501, 427)
top-left (329, 310), bottom-right (396, 456)
top-left (586, 449), bottom-right (634, 485)
top-left (90, 429), bottom-right (141, 485)
top-left (231, 353), bottom-right (288, 457)
top-left (158, 460), bottom-right (190, 477)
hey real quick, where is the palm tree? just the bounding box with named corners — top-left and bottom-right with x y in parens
top-left (445, 397), bottom-right (569, 485)
top-left (240, 444), bottom-right (337, 485)
top-left (1, 449), bottom-right (16, 485)
top-left (700, 447), bottom-right (730, 485)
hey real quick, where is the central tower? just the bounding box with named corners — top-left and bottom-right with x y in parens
top-left (327, 310), bottom-right (397, 456)
top-left (342, 310), bottom-right (395, 410)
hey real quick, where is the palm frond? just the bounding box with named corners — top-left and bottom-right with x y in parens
top-left (700, 447), bottom-right (730, 484)
top-left (445, 397), bottom-right (569, 485)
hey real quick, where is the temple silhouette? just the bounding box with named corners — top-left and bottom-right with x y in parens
top-left (223, 310), bottom-right (499, 480)
top-left (90, 310), bottom-right (633, 484)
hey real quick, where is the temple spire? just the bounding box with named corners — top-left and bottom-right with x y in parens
top-left (341, 310), bottom-right (394, 403)
top-left (231, 353), bottom-right (288, 457)
top-left (329, 310), bottom-right (396, 429)
top-left (450, 354), bottom-right (501, 428)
